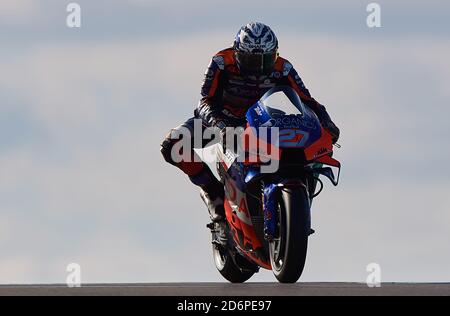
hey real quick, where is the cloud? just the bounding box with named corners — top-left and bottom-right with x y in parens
top-left (0, 0), bottom-right (40, 25)
top-left (2, 0), bottom-right (450, 45)
top-left (1, 9), bottom-right (449, 283)
top-left (306, 180), bottom-right (450, 282)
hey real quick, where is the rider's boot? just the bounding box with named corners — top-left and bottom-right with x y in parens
top-left (189, 165), bottom-right (228, 246)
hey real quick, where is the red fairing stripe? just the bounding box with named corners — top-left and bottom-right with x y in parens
top-left (304, 127), bottom-right (333, 161)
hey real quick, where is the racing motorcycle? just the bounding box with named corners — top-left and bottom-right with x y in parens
top-left (207, 86), bottom-right (341, 283)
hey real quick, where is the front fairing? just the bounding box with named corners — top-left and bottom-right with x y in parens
top-left (246, 86), bottom-right (323, 149)
top-left (223, 86), bottom-right (335, 186)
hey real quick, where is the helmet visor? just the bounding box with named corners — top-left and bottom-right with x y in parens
top-left (236, 51), bottom-right (278, 75)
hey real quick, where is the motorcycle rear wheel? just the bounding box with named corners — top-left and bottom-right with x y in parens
top-left (212, 244), bottom-right (255, 283)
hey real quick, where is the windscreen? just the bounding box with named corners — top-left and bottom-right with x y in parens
top-left (259, 87), bottom-right (304, 117)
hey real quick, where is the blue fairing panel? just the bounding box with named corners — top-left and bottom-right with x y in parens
top-left (246, 102), bottom-right (272, 129)
top-left (245, 87), bottom-right (323, 149)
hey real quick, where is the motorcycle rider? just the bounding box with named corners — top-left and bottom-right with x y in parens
top-left (161, 22), bottom-right (340, 244)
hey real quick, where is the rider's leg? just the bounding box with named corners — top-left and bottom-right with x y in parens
top-left (160, 117), bottom-right (225, 220)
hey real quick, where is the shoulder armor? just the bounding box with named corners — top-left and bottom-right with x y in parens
top-left (283, 61), bottom-right (293, 76)
top-left (212, 55), bottom-right (225, 70)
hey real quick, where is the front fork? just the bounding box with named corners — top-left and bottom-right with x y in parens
top-left (262, 178), bottom-right (312, 241)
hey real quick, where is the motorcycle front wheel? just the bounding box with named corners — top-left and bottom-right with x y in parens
top-left (269, 186), bottom-right (310, 283)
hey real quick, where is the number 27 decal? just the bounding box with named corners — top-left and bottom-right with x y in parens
top-left (279, 129), bottom-right (309, 147)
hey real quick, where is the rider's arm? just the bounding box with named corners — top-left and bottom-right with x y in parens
top-left (284, 63), bottom-right (329, 121)
top-left (196, 56), bottom-right (226, 127)
top-left (285, 63), bottom-right (340, 142)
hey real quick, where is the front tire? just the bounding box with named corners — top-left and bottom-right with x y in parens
top-left (269, 186), bottom-right (310, 283)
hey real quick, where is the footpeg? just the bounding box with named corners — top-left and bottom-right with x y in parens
top-left (207, 221), bottom-right (228, 247)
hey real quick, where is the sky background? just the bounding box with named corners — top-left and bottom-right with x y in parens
top-left (0, 0), bottom-right (449, 283)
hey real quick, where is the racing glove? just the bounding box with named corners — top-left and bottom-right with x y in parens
top-left (321, 118), bottom-right (340, 144)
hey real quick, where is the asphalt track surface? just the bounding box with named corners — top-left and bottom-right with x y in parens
top-left (0, 283), bottom-right (449, 296)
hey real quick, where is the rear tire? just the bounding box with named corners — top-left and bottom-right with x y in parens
top-left (269, 186), bottom-right (310, 283)
top-left (212, 245), bottom-right (255, 283)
